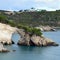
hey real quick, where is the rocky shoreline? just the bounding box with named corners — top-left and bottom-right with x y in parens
top-left (35, 26), bottom-right (56, 31)
top-left (17, 33), bottom-right (58, 46)
top-left (0, 40), bottom-right (15, 45)
top-left (0, 23), bottom-right (59, 53)
top-left (0, 43), bottom-right (9, 53)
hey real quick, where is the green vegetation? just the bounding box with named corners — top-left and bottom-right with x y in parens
top-left (0, 14), bottom-right (7, 23)
top-left (0, 10), bottom-right (60, 26)
top-left (17, 24), bottom-right (42, 36)
top-left (1, 9), bottom-right (60, 36)
top-left (0, 14), bottom-right (42, 36)
top-left (7, 20), bottom-right (16, 27)
top-left (0, 14), bottom-right (16, 27)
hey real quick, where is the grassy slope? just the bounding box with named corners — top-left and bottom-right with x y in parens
top-left (0, 10), bottom-right (60, 26)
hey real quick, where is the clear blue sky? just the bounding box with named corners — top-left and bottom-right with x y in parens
top-left (0, 0), bottom-right (60, 11)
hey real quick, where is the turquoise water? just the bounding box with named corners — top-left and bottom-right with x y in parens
top-left (0, 31), bottom-right (60, 60)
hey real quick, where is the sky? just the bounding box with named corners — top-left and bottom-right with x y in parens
top-left (0, 0), bottom-right (60, 11)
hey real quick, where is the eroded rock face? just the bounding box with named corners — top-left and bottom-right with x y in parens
top-left (0, 23), bottom-right (58, 46)
top-left (0, 43), bottom-right (9, 52)
top-left (17, 33), bottom-right (30, 46)
top-left (0, 23), bottom-right (25, 45)
top-left (17, 33), bottom-right (59, 46)
top-left (31, 35), bottom-right (58, 46)
top-left (0, 23), bottom-right (17, 45)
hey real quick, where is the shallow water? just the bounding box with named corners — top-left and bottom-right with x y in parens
top-left (0, 31), bottom-right (60, 60)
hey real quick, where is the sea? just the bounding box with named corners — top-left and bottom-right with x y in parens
top-left (0, 30), bottom-right (60, 60)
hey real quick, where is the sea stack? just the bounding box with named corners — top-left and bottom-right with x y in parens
top-left (17, 32), bottom-right (59, 46)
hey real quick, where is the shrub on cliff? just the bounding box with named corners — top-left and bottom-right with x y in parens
top-left (32, 28), bottom-right (42, 36)
top-left (7, 20), bottom-right (16, 27)
top-left (17, 24), bottom-right (42, 36)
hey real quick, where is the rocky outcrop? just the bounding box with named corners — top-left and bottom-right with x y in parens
top-left (0, 23), bottom-right (25, 45)
top-left (0, 23), bottom-right (58, 46)
top-left (35, 26), bottom-right (56, 31)
top-left (17, 33), bottom-right (59, 46)
top-left (0, 43), bottom-right (9, 52)
top-left (17, 33), bottom-right (30, 46)
top-left (31, 35), bottom-right (58, 46)
top-left (0, 23), bottom-right (17, 45)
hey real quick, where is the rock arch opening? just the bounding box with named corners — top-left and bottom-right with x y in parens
top-left (11, 32), bottom-right (21, 44)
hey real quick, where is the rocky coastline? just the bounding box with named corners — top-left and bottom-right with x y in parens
top-left (0, 23), bottom-right (59, 52)
top-left (17, 33), bottom-right (58, 46)
top-left (0, 43), bottom-right (9, 52)
top-left (35, 26), bottom-right (56, 31)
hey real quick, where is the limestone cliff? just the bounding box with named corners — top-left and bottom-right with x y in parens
top-left (0, 23), bottom-right (17, 45)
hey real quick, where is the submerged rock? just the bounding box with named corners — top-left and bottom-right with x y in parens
top-left (12, 50), bottom-right (16, 52)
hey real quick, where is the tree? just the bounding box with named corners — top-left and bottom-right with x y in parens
top-left (31, 7), bottom-right (35, 10)
top-left (41, 10), bottom-right (46, 12)
top-left (19, 10), bottom-right (23, 12)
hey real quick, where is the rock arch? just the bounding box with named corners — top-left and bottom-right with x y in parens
top-left (11, 29), bottom-right (25, 44)
top-left (0, 23), bottom-right (25, 45)
top-left (0, 23), bottom-right (58, 46)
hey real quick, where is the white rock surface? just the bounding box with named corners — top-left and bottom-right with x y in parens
top-left (0, 43), bottom-right (9, 52)
top-left (0, 23), bottom-right (17, 44)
